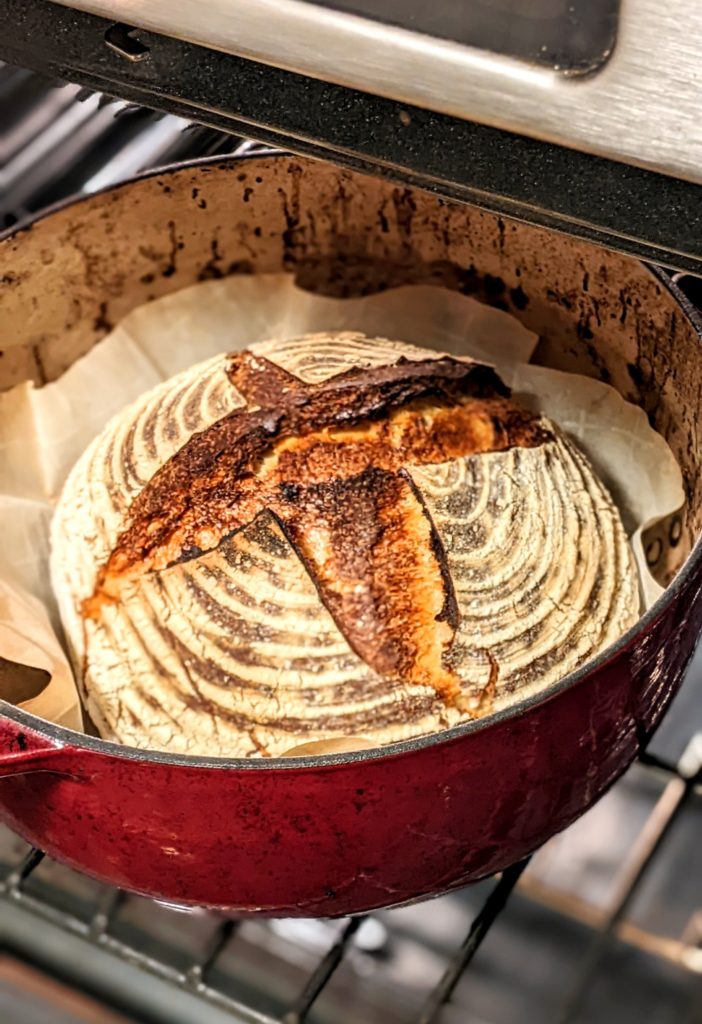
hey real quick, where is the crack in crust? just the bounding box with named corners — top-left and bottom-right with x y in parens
top-left (84, 350), bottom-right (551, 705)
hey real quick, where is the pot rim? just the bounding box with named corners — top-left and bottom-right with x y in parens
top-left (1, 152), bottom-right (700, 772)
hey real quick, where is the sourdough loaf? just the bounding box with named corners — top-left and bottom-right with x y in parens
top-left (51, 334), bottom-right (639, 756)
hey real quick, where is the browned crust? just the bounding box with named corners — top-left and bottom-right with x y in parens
top-left (273, 467), bottom-right (460, 701)
top-left (124, 352), bottom-right (515, 548)
top-left (84, 350), bottom-right (551, 706)
top-left (228, 350), bottom-right (304, 407)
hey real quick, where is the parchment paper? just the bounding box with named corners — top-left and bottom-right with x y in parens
top-left (0, 275), bottom-right (684, 729)
top-left (0, 578), bottom-right (82, 731)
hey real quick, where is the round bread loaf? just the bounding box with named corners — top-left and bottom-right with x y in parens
top-left (51, 333), bottom-right (640, 756)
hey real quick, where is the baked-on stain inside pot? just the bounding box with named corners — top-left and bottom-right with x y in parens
top-left (84, 352), bottom-right (551, 705)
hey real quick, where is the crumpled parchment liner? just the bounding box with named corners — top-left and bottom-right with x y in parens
top-left (0, 579), bottom-right (83, 731)
top-left (0, 276), bottom-right (685, 730)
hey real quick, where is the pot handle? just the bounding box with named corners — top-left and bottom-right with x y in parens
top-left (0, 742), bottom-right (79, 779)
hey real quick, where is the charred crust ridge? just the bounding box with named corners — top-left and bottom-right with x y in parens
top-left (111, 352), bottom-right (543, 558)
top-left (86, 345), bottom-right (550, 706)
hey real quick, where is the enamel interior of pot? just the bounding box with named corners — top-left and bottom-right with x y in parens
top-left (1, 154), bottom-right (700, 660)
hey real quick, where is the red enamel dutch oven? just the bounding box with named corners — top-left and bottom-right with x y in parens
top-left (1, 154), bottom-right (701, 916)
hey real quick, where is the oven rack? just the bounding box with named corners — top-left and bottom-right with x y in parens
top-left (0, 61), bottom-right (241, 230)
top-left (0, 846), bottom-right (525, 1024)
top-left (1, 745), bottom-right (700, 1024)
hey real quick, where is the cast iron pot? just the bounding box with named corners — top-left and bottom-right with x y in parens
top-left (0, 154), bottom-right (701, 916)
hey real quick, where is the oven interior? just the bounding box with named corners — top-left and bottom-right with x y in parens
top-left (1, 62), bottom-right (702, 1024)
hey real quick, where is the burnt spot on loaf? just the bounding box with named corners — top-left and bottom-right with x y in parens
top-left (280, 482), bottom-right (301, 503)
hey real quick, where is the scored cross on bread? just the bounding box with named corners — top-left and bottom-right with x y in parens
top-left (84, 352), bottom-right (550, 706)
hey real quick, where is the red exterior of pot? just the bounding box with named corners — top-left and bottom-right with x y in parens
top-left (0, 565), bottom-right (699, 916)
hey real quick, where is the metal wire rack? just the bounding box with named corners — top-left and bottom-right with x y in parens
top-left (4, 848), bottom-right (528, 1024)
top-left (1, 61), bottom-right (702, 1024)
